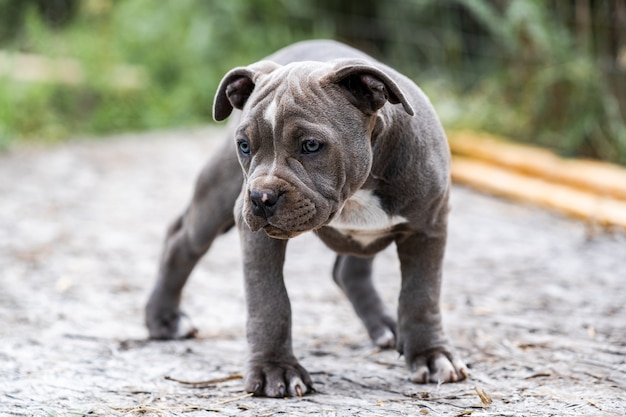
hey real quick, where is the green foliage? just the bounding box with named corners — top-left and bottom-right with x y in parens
top-left (390, 0), bottom-right (625, 164)
top-left (439, 0), bottom-right (626, 164)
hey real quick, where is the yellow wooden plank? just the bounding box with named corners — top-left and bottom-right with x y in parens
top-left (448, 131), bottom-right (626, 201)
top-left (451, 156), bottom-right (626, 229)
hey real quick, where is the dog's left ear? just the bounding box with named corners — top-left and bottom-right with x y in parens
top-left (213, 61), bottom-right (281, 121)
top-left (323, 62), bottom-right (414, 116)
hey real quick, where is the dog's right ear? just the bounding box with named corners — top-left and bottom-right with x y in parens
top-left (213, 61), bottom-right (281, 121)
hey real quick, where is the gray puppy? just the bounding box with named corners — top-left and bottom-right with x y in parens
top-left (146, 40), bottom-right (468, 397)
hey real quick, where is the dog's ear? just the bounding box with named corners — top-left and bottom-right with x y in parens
top-left (322, 61), bottom-right (414, 116)
top-left (213, 61), bottom-right (281, 121)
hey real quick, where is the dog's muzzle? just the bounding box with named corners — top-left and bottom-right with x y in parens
top-left (244, 182), bottom-right (320, 239)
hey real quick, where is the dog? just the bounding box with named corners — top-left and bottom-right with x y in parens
top-left (145, 40), bottom-right (467, 397)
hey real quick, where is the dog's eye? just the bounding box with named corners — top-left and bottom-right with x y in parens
top-left (301, 139), bottom-right (323, 154)
top-left (238, 140), bottom-right (251, 156)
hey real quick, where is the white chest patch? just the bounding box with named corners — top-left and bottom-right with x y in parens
top-left (327, 190), bottom-right (408, 246)
top-left (263, 99), bottom-right (278, 131)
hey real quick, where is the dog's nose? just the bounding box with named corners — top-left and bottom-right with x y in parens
top-left (249, 189), bottom-right (280, 218)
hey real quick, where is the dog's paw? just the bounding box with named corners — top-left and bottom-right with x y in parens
top-left (367, 314), bottom-right (397, 349)
top-left (406, 347), bottom-right (468, 384)
top-left (145, 306), bottom-right (198, 340)
top-left (245, 359), bottom-right (313, 397)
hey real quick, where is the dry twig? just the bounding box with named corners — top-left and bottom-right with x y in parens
top-left (474, 386), bottom-right (493, 408)
top-left (164, 374), bottom-right (243, 388)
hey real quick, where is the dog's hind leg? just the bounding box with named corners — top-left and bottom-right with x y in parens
top-left (145, 137), bottom-right (243, 339)
top-left (332, 255), bottom-right (397, 348)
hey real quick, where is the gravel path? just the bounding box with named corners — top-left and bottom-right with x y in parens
top-left (1, 127), bottom-right (624, 416)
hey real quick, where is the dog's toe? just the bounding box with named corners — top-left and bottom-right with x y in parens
top-left (245, 359), bottom-right (313, 397)
top-left (373, 327), bottom-right (396, 349)
top-left (174, 312), bottom-right (198, 339)
top-left (365, 314), bottom-right (397, 349)
top-left (145, 308), bottom-right (197, 340)
top-left (408, 348), bottom-right (468, 384)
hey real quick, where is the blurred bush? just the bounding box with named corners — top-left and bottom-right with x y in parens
top-left (0, 0), bottom-right (624, 164)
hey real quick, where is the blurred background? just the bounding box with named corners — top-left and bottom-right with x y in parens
top-left (0, 0), bottom-right (625, 164)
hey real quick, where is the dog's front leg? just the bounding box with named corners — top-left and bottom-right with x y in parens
top-left (239, 226), bottom-right (313, 397)
top-left (396, 230), bottom-right (468, 384)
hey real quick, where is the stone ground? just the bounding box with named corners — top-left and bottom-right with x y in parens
top-left (0, 127), bottom-right (624, 417)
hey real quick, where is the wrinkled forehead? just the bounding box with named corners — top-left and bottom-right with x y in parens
top-left (244, 61), bottom-right (338, 125)
top-left (256, 60), bottom-right (334, 91)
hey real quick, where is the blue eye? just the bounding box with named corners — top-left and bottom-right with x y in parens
top-left (302, 139), bottom-right (323, 154)
top-left (238, 140), bottom-right (251, 155)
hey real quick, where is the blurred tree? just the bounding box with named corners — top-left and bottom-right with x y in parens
top-left (0, 0), bottom-right (77, 41)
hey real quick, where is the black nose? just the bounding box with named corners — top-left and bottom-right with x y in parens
top-left (249, 189), bottom-right (280, 218)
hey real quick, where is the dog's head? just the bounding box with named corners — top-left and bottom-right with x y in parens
top-left (213, 59), bottom-right (414, 239)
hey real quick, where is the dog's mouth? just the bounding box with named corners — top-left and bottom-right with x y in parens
top-left (241, 180), bottom-right (336, 239)
top-left (262, 224), bottom-right (305, 240)
top-left (243, 214), bottom-right (315, 239)
top-left (243, 192), bottom-right (325, 239)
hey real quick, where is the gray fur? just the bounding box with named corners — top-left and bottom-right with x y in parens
top-left (145, 40), bottom-right (467, 397)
